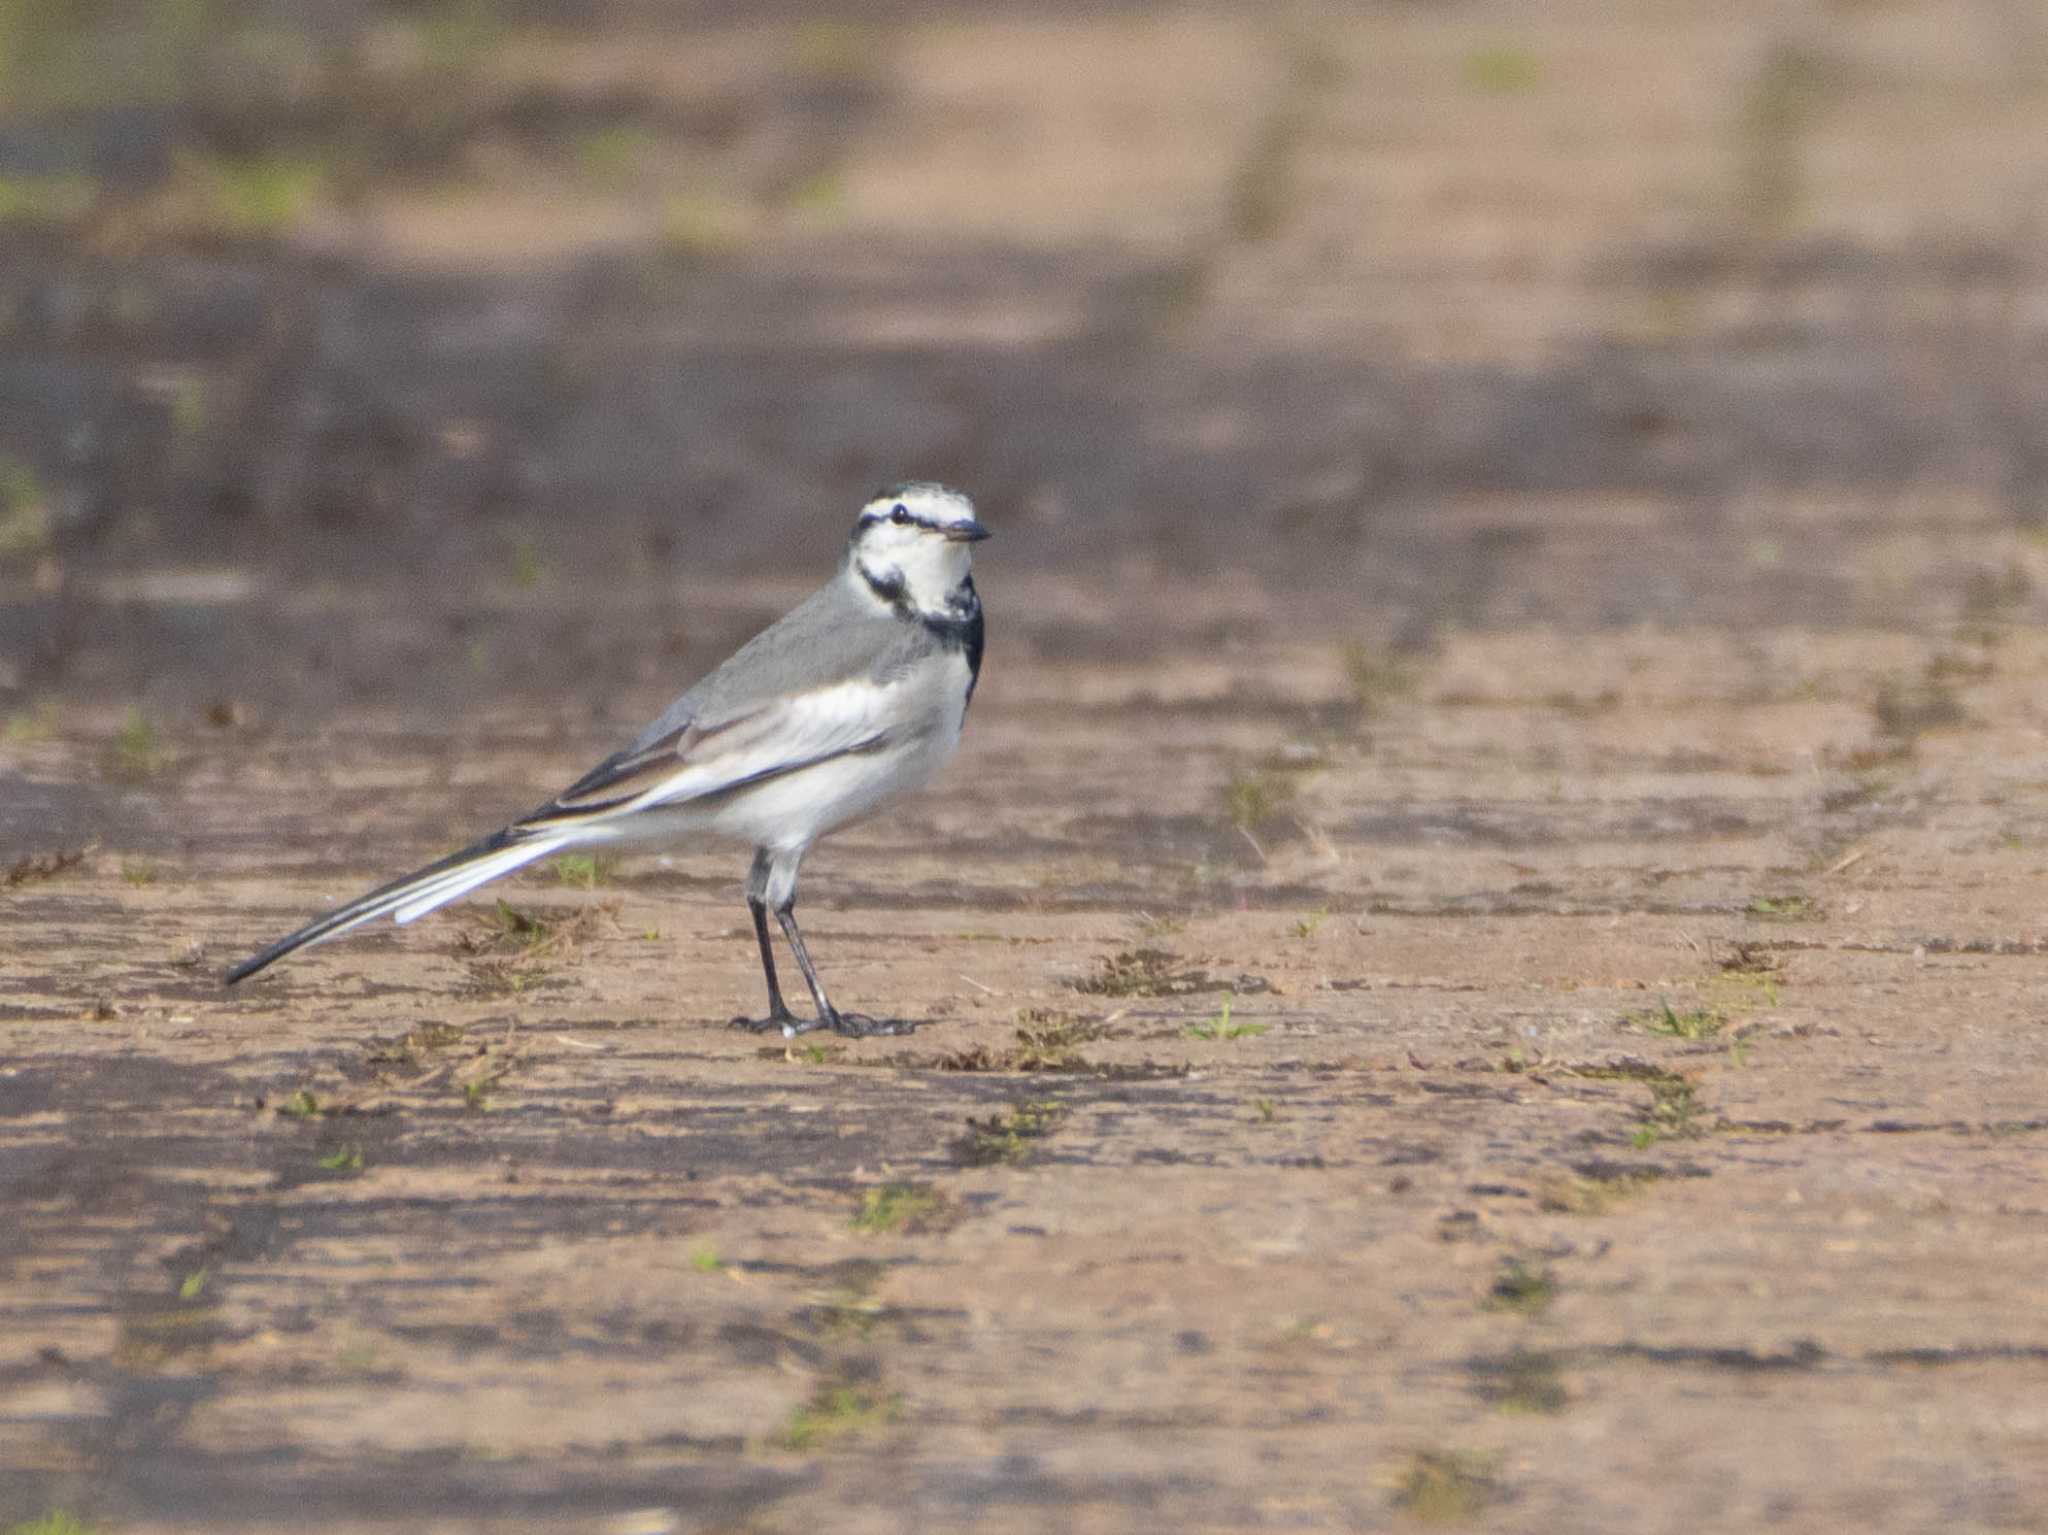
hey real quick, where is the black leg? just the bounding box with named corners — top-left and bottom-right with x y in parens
top-left (731, 896), bottom-right (824, 1035)
top-left (774, 899), bottom-right (917, 1038)
top-left (751, 897), bottom-right (791, 1016)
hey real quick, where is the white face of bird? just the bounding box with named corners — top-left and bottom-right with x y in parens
top-left (849, 483), bottom-right (988, 610)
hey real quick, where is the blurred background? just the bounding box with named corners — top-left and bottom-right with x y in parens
top-left (4, 0), bottom-right (2047, 731)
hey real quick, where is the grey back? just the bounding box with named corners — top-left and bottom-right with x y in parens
top-left (628, 564), bottom-right (925, 751)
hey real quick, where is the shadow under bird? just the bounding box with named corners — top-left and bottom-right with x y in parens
top-left (225, 483), bottom-right (989, 1037)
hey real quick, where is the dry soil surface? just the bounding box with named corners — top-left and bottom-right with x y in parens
top-left (8, 577), bottom-right (2048, 1533)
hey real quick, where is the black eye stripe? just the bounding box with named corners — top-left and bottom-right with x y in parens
top-left (861, 505), bottom-right (950, 533)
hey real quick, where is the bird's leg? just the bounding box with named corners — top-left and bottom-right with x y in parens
top-left (773, 898), bottom-right (917, 1038)
top-left (751, 898), bottom-right (793, 1018)
top-left (730, 897), bottom-right (823, 1035)
top-left (731, 849), bottom-right (825, 1036)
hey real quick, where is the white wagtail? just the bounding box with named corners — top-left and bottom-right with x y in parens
top-left (226, 483), bottom-right (989, 1037)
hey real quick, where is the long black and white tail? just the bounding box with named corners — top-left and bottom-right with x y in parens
top-left (223, 826), bottom-right (573, 984)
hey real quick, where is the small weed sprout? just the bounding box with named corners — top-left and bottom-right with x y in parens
top-left (317, 1145), bottom-right (364, 1173)
top-left (1538, 1168), bottom-right (1656, 1215)
top-left (1635, 998), bottom-right (1726, 1040)
top-left (1074, 948), bottom-right (1200, 998)
top-left (958, 1100), bottom-right (1068, 1166)
top-left (178, 1268), bottom-right (209, 1302)
top-left (934, 1012), bottom-right (1116, 1072)
top-left (689, 1244), bottom-right (723, 1273)
top-left (1223, 769), bottom-right (1296, 856)
top-left (553, 852), bottom-right (615, 889)
top-left (1484, 1257), bottom-right (1556, 1317)
top-left (1131, 911), bottom-right (1186, 939)
top-left (107, 709), bottom-right (162, 781)
top-left (1745, 893), bottom-right (1820, 922)
top-left (851, 1182), bottom-right (944, 1235)
top-left (1632, 1076), bottom-right (1704, 1148)
top-left (1186, 998), bottom-right (1268, 1041)
top-left (457, 899), bottom-right (609, 992)
top-left (780, 1380), bottom-right (899, 1450)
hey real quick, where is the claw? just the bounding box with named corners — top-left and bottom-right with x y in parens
top-left (827, 1012), bottom-right (919, 1039)
top-left (731, 1010), bottom-right (827, 1037)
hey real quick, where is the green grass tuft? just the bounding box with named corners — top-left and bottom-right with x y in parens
top-left (780, 1379), bottom-right (898, 1450)
top-left (1634, 998), bottom-right (1726, 1040)
top-left (1223, 768), bottom-right (1295, 836)
top-left (957, 1099), bottom-right (1067, 1166)
top-left (552, 852), bottom-right (615, 889)
top-left (1185, 997), bottom-right (1267, 1041)
top-left (851, 1182), bottom-right (944, 1235)
top-left (107, 708), bottom-right (162, 781)
top-left (1632, 1076), bottom-right (1704, 1148)
top-left (1074, 948), bottom-right (1202, 998)
top-left (1745, 893), bottom-right (1820, 923)
top-left (1484, 1257), bottom-right (1555, 1316)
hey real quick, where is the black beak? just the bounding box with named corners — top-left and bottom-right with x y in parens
top-left (945, 520), bottom-right (992, 543)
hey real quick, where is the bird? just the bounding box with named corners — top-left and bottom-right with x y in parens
top-left (225, 482), bottom-right (988, 1038)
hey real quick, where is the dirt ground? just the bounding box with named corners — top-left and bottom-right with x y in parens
top-left (7, 2), bottom-right (2048, 1532)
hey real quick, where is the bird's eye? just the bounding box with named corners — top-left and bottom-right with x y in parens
top-left (889, 504), bottom-right (912, 524)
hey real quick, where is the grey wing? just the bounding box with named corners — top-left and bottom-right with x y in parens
top-left (514, 576), bottom-right (914, 825)
top-left (536, 711), bottom-right (704, 817)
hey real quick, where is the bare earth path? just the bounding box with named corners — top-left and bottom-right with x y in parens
top-left (8, 581), bottom-right (2048, 1532)
top-left (7, 1), bottom-right (2048, 1529)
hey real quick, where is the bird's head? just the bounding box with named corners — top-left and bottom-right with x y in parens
top-left (848, 482), bottom-right (987, 612)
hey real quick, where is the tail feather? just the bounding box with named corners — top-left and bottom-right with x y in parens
top-left (390, 837), bottom-right (567, 924)
top-left (224, 828), bottom-right (570, 985)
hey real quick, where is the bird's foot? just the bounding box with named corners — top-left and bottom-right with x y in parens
top-left (826, 1011), bottom-right (919, 1039)
top-left (730, 1008), bottom-right (828, 1038)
